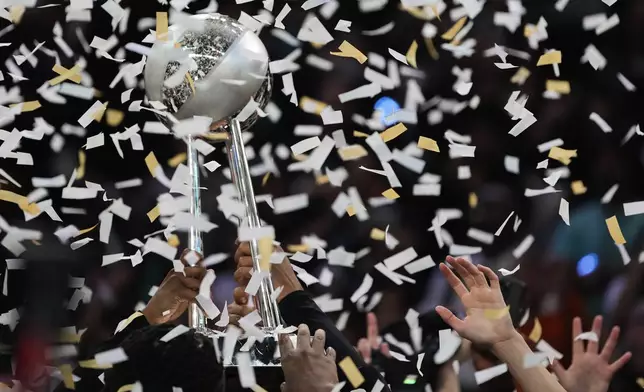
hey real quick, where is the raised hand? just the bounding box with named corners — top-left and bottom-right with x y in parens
top-left (233, 242), bottom-right (303, 303)
top-left (279, 324), bottom-right (339, 392)
top-left (551, 316), bottom-right (632, 392)
top-left (142, 250), bottom-right (206, 325)
top-left (435, 256), bottom-right (516, 347)
top-left (356, 312), bottom-right (390, 364)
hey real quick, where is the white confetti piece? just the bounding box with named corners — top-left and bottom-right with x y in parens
top-left (512, 235), bottom-right (534, 259)
top-left (574, 331), bottom-right (599, 342)
top-left (388, 48), bottom-right (408, 65)
top-left (161, 325), bottom-right (190, 342)
top-left (321, 106), bottom-right (343, 124)
top-left (297, 15), bottom-right (334, 44)
top-left (495, 211), bottom-right (515, 236)
top-left (582, 44), bottom-right (607, 71)
top-left (338, 83), bottom-right (382, 103)
top-left (383, 247), bottom-right (418, 271)
top-left (273, 193), bottom-right (309, 214)
top-left (475, 363), bottom-right (508, 385)
top-left (404, 255), bottom-right (435, 274)
top-left (589, 112), bottom-right (612, 133)
top-left (70, 238), bottom-right (93, 250)
top-left (498, 265), bottom-right (520, 276)
top-left (596, 13), bottom-right (619, 35)
top-left (95, 347), bottom-right (128, 366)
top-left (335, 19), bottom-right (351, 32)
top-left (559, 198), bottom-right (570, 226)
top-left (102, 253), bottom-right (124, 267)
top-left (291, 136), bottom-right (321, 156)
top-left (617, 72), bottom-right (636, 92)
top-left (523, 352), bottom-right (550, 369)
top-left (86, 133), bottom-right (105, 149)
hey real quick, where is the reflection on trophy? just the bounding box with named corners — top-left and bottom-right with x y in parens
top-left (143, 13), bottom-right (282, 366)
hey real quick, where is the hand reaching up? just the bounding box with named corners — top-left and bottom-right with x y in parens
top-left (435, 256), bottom-right (516, 348)
top-left (279, 324), bottom-right (339, 392)
top-left (551, 316), bottom-right (632, 392)
top-left (356, 312), bottom-right (390, 364)
top-left (142, 250), bottom-right (206, 325)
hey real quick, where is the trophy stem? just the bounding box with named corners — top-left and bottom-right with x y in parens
top-left (187, 136), bottom-right (208, 331)
top-left (226, 119), bottom-right (282, 332)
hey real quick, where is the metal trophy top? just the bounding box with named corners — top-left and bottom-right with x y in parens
top-left (144, 13), bottom-right (272, 130)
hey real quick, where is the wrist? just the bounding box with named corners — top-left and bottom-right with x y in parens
top-left (277, 285), bottom-right (303, 303)
top-left (491, 330), bottom-right (524, 359)
top-left (141, 307), bottom-right (161, 325)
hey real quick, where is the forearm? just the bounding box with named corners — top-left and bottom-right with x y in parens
top-left (492, 332), bottom-right (565, 392)
top-left (435, 362), bottom-right (460, 392)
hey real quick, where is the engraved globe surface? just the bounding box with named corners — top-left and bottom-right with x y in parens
top-left (144, 13), bottom-right (272, 131)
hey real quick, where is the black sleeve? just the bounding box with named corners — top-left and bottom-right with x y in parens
top-left (53, 314), bottom-right (150, 392)
top-left (278, 290), bottom-right (391, 392)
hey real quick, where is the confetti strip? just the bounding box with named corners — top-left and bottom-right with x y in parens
top-left (330, 40), bottom-right (368, 64)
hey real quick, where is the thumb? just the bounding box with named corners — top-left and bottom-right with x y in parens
top-left (551, 359), bottom-right (566, 380)
top-left (435, 306), bottom-right (465, 333)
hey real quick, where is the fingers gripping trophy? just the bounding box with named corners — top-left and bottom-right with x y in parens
top-left (144, 13), bottom-right (282, 366)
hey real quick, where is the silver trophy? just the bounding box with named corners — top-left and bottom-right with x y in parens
top-left (144, 13), bottom-right (282, 364)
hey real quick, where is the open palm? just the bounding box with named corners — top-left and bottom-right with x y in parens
top-left (552, 316), bottom-right (632, 392)
top-left (436, 257), bottom-right (516, 347)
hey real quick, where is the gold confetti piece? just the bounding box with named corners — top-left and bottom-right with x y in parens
top-left (548, 147), bottom-right (577, 165)
top-left (117, 384), bottom-right (137, 392)
top-left (31, 239), bottom-right (41, 246)
top-left (106, 109), bottom-right (124, 127)
top-left (330, 40), bottom-right (368, 64)
top-left (418, 136), bottom-right (440, 152)
top-left (293, 154), bottom-right (308, 162)
top-left (156, 12), bottom-right (169, 41)
top-left (59, 364), bottom-right (75, 389)
top-left (537, 51), bottom-right (562, 66)
top-left (382, 188), bottom-right (400, 200)
top-left (186, 73), bottom-right (196, 95)
top-left (353, 130), bottom-right (369, 138)
top-left (203, 132), bottom-right (228, 141)
top-left (10, 5), bottom-right (25, 24)
top-left (300, 96), bottom-right (329, 115)
top-left (346, 206), bottom-right (356, 216)
top-left (370, 228), bottom-right (386, 241)
top-left (339, 357), bottom-right (365, 388)
top-left (339, 145), bottom-right (368, 161)
top-left (571, 180), bottom-right (587, 195)
top-left (59, 331), bottom-right (81, 343)
top-left (316, 175), bottom-right (329, 185)
top-left (78, 359), bottom-right (112, 369)
top-left (77, 150), bottom-right (86, 180)
top-left (606, 216), bottom-right (626, 245)
top-left (406, 40), bottom-right (418, 68)
top-left (469, 192), bottom-right (478, 208)
top-left (442, 17), bottom-right (467, 41)
top-left (431, 5), bottom-right (441, 21)
top-left (147, 205), bottom-right (160, 222)
top-left (511, 67), bottom-right (531, 85)
top-left (380, 123), bottom-right (407, 142)
top-left (251, 385), bottom-right (269, 392)
top-left (167, 153), bottom-right (187, 168)
top-left (524, 25), bottom-right (536, 38)
top-left (145, 152), bottom-right (160, 177)
top-left (167, 234), bottom-right (179, 247)
top-left (93, 102), bottom-right (108, 122)
top-left (546, 80), bottom-right (571, 94)
top-left (0, 190), bottom-right (40, 215)
top-left (528, 318), bottom-right (542, 342)
top-left (259, 237), bottom-right (273, 272)
top-left (287, 244), bottom-right (309, 253)
top-left (75, 223), bottom-right (98, 237)
top-left (424, 38), bottom-right (439, 61)
top-left (49, 64), bottom-right (82, 86)
top-left (483, 306), bottom-right (510, 320)
top-left (10, 100), bottom-right (41, 112)
top-left (636, 378), bottom-right (644, 388)
top-left (262, 172), bottom-right (271, 186)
